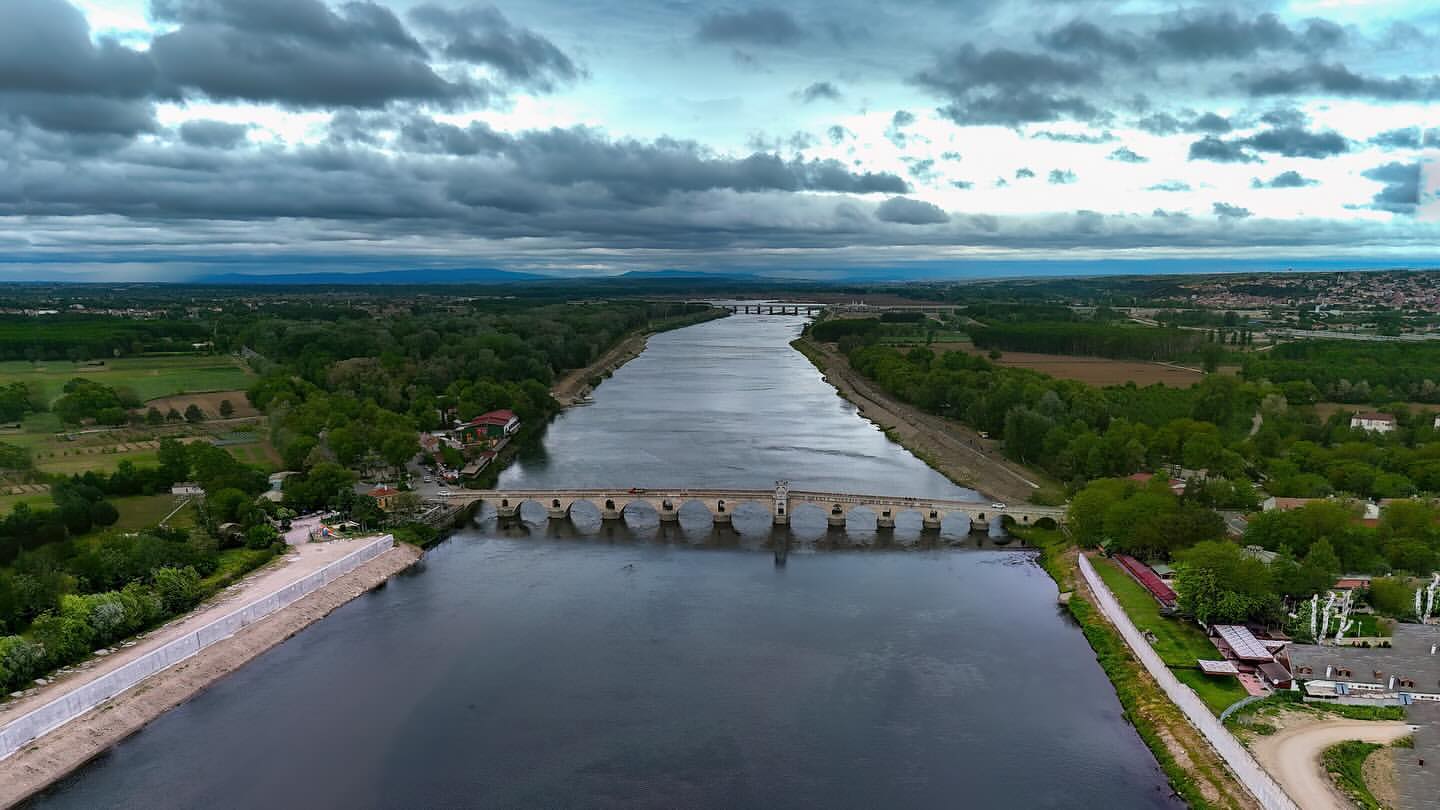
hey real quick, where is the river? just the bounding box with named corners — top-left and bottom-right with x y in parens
top-left (30, 314), bottom-right (1176, 808)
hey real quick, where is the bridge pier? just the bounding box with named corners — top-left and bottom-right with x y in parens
top-left (922, 509), bottom-right (942, 532)
top-left (876, 509), bottom-right (895, 531)
top-left (712, 500), bottom-right (731, 524)
top-left (827, 505), bottom-right (846, 530)
top-left (600, 498), bottom-right (622, 521)
top-left (493, 498), bottom-right (518, 519)
top-left (657, 499), bottom-right (679, 523)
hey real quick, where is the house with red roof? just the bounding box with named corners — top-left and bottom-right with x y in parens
top-left (455, 409), bottom-right (520, 448)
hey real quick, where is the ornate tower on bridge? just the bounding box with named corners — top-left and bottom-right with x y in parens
top-left (773, 480), bottom-right (790, 526)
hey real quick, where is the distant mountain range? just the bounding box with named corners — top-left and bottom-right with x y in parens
top-left (194, 268), bottom-right (544, 285)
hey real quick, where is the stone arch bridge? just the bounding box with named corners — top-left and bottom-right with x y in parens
top-left (438, 483), bottom-right (1066, 533)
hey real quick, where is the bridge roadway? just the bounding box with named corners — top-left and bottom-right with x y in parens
top-left (438, 486), bottom-right (1066, 532)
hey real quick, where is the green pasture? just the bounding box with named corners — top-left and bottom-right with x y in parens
top-left (0, 356), bottom-right (252, 404)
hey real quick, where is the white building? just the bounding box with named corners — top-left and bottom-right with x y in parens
top-left (1350, 412), bottom-right (1397, 433)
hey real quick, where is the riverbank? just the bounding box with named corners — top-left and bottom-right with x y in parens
top-left (0, 542), bottom-right (423, 806)
top-left (792, 336), bottom-right (1050, 504)
top-left (551, 308), bottom-right (729, 407)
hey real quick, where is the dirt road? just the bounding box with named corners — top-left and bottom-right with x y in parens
top-left (1252, 717), bottom-right (1411, 810)
top-left (796, 338), bottom-right (1048, 504)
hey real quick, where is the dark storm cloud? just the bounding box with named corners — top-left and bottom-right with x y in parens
top-left (1259, 107), bottom-right (1308, 128)
top-left (396, 116), bottom-right (507, 155)
top-left (1362, 162), bottom-right (1420, 214)
top-left (1188, 136), bottom-right (1260, 163)
top-left (1038, 20), bottom-right (1140, 62)
top-left (910, 44), bottom-right (1110, 125)
top-left (1135, 111), bottom-right (1231, 136)
top-left (1152, 12), bottom-right (1342, 61)
top-left (1213, 202), bottom-right (1253, 219)
top-left (875, 197), bottom-right (950, 225)
top-left (1108, 147), bottom-right (1147, 163)
top-left (0, 0), bottom-right (156, 98)
top-left (1244, 63), bottom-right (1440, 101)
top-left (1369, 127), bottom-right (1440, 150)
top-left (696, 7), bottom-right (804, 46)
top-left (797, 82), bottom-right (841, 103)
top-left (1031, 130), bottom-right (1114, 144)
top-left (148, 0), bottom-right (470, 108)
top-left (1251, 170), bottom-right (1317, 189)
top-left (407, 4), bottom-right (581, 91)
top-left (1048, 169), bottom-right (1076, 184)
top-left (1240, 126), bottom-right (1348, 158)
top-left (178, 119), bottom-right (251, 148)
top-left (0, 0), bottom-right (158, 133)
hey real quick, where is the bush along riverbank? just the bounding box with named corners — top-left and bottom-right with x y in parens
top-left (1025, 529), bottom-right (1259, 810)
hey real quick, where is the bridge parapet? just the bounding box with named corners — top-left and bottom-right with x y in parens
top-left (437, 487), bottom-right (1066, 530)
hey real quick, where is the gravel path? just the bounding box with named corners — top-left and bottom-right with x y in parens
top-left (1251, 717), bottom-right (1410, 810)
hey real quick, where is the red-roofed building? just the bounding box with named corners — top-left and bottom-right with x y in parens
top-left (1113, 554), bottom-right (1178, 608)
top-left (455, 410), bottom-right (520, 447)
top-left (368, 485), bottom-right (400, 510)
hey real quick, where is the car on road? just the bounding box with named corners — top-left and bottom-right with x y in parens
top-left (437, 489), bottom-right (452, 497)
top-left (991, 502), bottom-right (1006, 510)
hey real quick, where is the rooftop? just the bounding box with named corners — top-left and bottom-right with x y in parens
top-left (1214, 624), bottom-right (1275, 662)
top-left (1288, 624), bottom-right (1440, 690)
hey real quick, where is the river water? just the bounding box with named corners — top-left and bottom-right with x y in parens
top-left (31, 314), bottom-right (1175, 808)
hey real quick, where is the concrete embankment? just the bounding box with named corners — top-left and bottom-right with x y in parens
top-left (0, 542), bottom-right (423, 807)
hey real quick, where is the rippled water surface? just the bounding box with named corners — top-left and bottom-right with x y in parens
top-left (32, 315), bottom-right (1175, 809)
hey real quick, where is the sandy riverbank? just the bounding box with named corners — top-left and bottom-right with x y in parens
top-left (0, 543), bottom-right (423, 806)
top-left (551, 333), bottom-right (649, 407)
top-left (794, 337), bottom-right (1049, 504)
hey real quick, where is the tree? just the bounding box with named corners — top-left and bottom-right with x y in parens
top-left (166, 407), bottom-right (182, 422)
top-left (152, 566), bottom-right (202, 614)
top-left (1175, 540), bottom-right (1279, 625)
top-left (1067, 479), bottom-right (1131, 547)
top-left (244, 523), bottom-right (279, 550)
top-left (89, 500), bottom-right (119, 527)
top-left (146, 407), bottom-right (164, 426)
top-left (184, 404), bottom-right (204, 423)
top-left (218, 399), bottom-right (234, 418)
top-left (1369, 577), bottom-right (1418, 618)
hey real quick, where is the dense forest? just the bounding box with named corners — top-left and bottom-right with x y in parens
top-left (969, 322), bottom-right (1209, 361)
top-left (1243, 341), bottom-right (1440, 403)
top-left (0, 316), bottom-right (210, 361)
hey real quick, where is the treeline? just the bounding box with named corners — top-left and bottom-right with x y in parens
top-left (1244, 341), bottom-right (1440, 403)
top-left (0, 316), bottom-right (210, 361)
top-left (1067, 477), bottom-right (1436, 628)
top-left (970, 322), bottom-right (1208, 361)
top-left (845, 341), bottom-right (1258, 488)
top-left (0, 527), bottom-right (221, 694)
top-left (234, 301), bottom-right (705, 481)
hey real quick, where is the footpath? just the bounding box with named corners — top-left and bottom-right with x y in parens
top-left (1079, 555), bottom-right (1299, 810)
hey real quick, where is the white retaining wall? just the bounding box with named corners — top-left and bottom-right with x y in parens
top-left (0, 535), bottom-right (394, 760)
top-left (1079, 554), bottom-right (1298, 810)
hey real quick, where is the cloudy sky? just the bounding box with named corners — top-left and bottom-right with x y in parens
top-left (1, 0), bottom-right (1438, 279)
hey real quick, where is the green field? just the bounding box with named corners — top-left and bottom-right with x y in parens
top-left (34, 449), bottom-right (158, 475)
top-left (1094, 557), bottom-right (1249, 714)
top-left (0, 491), bottom-right (51, 514)
top-left (112, 494), bottom-right (195, 530)
top-left (0, 356), bottom-right (253, 405)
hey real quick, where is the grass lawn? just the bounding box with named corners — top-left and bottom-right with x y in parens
top-left (0, 491), bottom-right (52, 515)
top-left (0, 356), bottom-right (253, 405)
top-left (112, 494), bottom-right (194, 530)
top-left (34, 449), bottom-right (158, 475)
top-left (201, 547), bottom-right (278, 593)
top-left (1094, 556), bottom-right (1249, 714)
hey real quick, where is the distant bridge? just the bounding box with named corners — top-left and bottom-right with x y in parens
top-left (437, 482), bottom-right (1066, 532)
